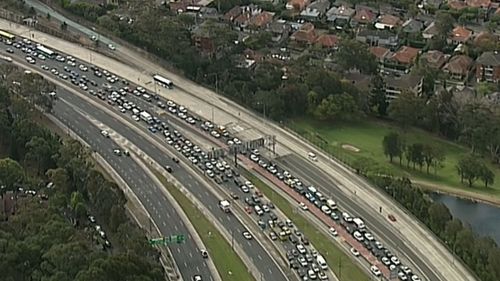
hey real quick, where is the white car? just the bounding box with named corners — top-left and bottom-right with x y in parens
top-left (350, 247), bottom-right (359, 257)
top-left (391, 256), bottom-right (401, 265)
top-left (370, 265), bottom-right (381, 277)
top-left (329, 227), bottom-right (338, 236)
top-left (382, 257), bottom-right (391, 266)
top-left (242, 231), bottom-right (252, 240)
top-left (308, 152), bottom-right (317, 161)
top-left (296, 244), bottom-right (306, 254)
top-left (353, 231), bottom-right (363, 242)
top-left (132, 115), bottom-right (140, 121)
top-left (364, 232), bottom-right (374, 241)
top-left (101, 130), bottom-right (109, 137)
top-left (192, 276), bottom-right (202, 281)
top-left (374, 241), bottom-right (383, 249)
top-left (299, 202), bottom-right (308, 211)
top-left (411, 275), bottom-right (420, 281)
top-left (108, 43), bottom-right (116, 50)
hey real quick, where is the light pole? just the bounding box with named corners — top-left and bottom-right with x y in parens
top-left (204, 73), bottom-right (218, 123)
top-left (256, 101), bottom-right (266, 123)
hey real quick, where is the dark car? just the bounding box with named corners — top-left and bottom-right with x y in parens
top-left (172, 157), bottom-right (179, 163)
top-left (164, 165), bottom-right (173, 173)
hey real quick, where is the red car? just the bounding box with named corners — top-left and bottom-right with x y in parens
top-left (388, 214), bottom-right (397, 222)
top-left (244, 206), bottom-right (252, 214)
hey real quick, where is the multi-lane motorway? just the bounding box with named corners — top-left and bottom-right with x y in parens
top-left (51, 85), bottom-right (289, 281)
top-left (52, 98), bottom-right (215, 281)
top-left (0, 8), bottom-right (477, 280)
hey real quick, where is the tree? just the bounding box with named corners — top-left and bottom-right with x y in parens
top-left (369, 75), bottom-right (388, 116)
top-left (479, 164), bottom-right (494, 188)
top-left (388, 90), bottom-right (424, 129)
top-left (456, 154), bottom-right (482, 187)
top-left (109, 205), bottom-right (127, 232)
top-left (406, 143), bottom-right (424, 170)
top-left (382, 132), bottom-right (404, 163)
top-left (0, 158), bottom-right (25, 190)
top-left (422, 144), bottom-right (440, 174)
top-left (25, 136), bottom-right (56, 175)
top-left (47, 13), bottom-right (51, 20)
top-left (351, 156), bottom-right (378, 175)
top-left (428, 202), bottom-right (452, 235)
top-left (335, 39), bottom-right (377, 74)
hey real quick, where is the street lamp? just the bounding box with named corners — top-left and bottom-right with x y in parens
top-left (256, 101), bottom-right (266, 123)
top-left (204, 73), bottom-right (218, 123)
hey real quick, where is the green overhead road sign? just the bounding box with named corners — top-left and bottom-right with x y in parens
top-left (149, 235), bottom-right (186, 246)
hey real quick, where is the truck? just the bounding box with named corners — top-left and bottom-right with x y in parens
top-left (219, 200), bottom-right (231, 213)
top-left (139, 111), bottom-right (152, 123)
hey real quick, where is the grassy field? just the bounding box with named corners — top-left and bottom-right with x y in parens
top-left (288, 118), bottom-right (500, 198)
top-left (242, 171), bottom-right (370, 281)
top-left (153, 170), bottom-right (255, 281)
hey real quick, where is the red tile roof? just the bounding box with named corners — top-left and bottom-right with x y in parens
top-left (448, 0), bottom-right (467, 10)
top-left (315, 34), bottom-right (339, 48)
top-left (353, 8), bottom-right (376, 23)
top-left (377, 14), bottom-right (401, 27)
top-left (291, 23), bottom-right (317, 44)
top-left (466, 0), bottom-right (491, 8)
top-left (249, 11), bottom-right (274, 28)
top-left (450, 26), bottom-right (472, 43)
top-left (369, 46), bottom-right (390, 60)
top-left (223, 6), bottom-right (242, 22)
top-left (390, 46), bottom-right (420, 64)
top-left (443, 55), bottom-right (473, 75)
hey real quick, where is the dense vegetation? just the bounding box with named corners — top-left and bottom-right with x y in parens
top-left (0, 65), bottom-right (163, 281)
top-left (370, 176), bottom-right (500, 281)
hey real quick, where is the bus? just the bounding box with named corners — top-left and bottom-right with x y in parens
top-left (153, 74), bottom-right (173, 88)
top-left (0, 30), bottom-right (15, 41)
top-left (36, 44), bottom-right (56, 58)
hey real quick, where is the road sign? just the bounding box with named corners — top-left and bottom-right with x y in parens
top-left (149, 235), bottom-right (186, 246)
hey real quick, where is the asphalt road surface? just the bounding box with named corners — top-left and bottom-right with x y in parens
top-left (52, 99), bottom-right (215, 281)
top-left (52, 87), bottom-right (289, 281)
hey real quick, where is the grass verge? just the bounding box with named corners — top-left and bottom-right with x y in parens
top-left (152, 170), bottom-right (255, 281)
top-left (288, 117), bottom-right (500, 198)
top-left (241, 170), bottom-right (369, 281)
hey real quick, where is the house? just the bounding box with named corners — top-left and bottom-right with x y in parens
top-left (248, 11), bottom-right (275, 31)
top-left (443, 55), bottom-right (474, 84)
top-left (315, 34), bottom-right (339, 49)
top-left (422, 21), bottom-right (439, 40)
top-left (475, 51), bottom-right (500, 82)
top-left (300, 0), bottom-right (331, 19)
top-left (402, 19), bottom-right (423, 34)
top-left (351, 7), bottom-right (377, 26)
top-left (448, 0), bottom-right (467, 10)
top-left (423, 0), bottom-right (443, 9)
top-left (223, 6), bottom-right (242, 23)
top-left (465, 0), bottom-right (491, 9)
top-left (343, 72), bottom-right (372, 92)
top-left (384, 74), bottom-right (424, 99)
top-left (233, 5), bottom-right (263, 32)
top-left (375, 14), bottom-right (401, 30)
top-left (191, 21), bottom-right (226, 57)
top-left (286, 0), bottom-right (310, 11)
top-left (290, 22), bottom-right (317, 45)
top-left (420, 50), bottom-right (447, 69)
top-left (356, 29), bottom-right (399, 50)
top-left (326, 5), bottom-right (355, 28)
top-left (236, 49), bottom-right (264, 69)
top-left (448, 26), bottom-right (472, 45)
top-left (268, 20), bottom-right (292, 43)
top-left (385, 46), bottom-right (420, 73)
top-left (473, 31), bottom-right (498, 48)
top-left (370, 46), bottom-right (390, 63)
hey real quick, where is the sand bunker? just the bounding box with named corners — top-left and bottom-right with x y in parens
top-left (341, 144), bottom-right (360, 152)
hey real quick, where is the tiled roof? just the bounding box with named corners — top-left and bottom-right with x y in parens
top-left (443, 55), bottom-right (473, 75)
top-left (421, 50), bottom-right (446, 69)
top-left (223, 6), bottom-right (242, 22)
top-left (315, 34), bottom-right (339, 48)
top-left (450, 26), bottom-right (472, 43)
top-left (249, 11), bottom-right (274, 28)
top-left (291, 23), bottom-right (317, 43)
top-left (476, 51), bottom-right (500, 66)
top-left (369, 46), bottom-right (390, 59)
top-left (288, 0), bottom-right (309, 10)
top-left (390, 46), bottom-right (420, 64)
top-left (353, 8), bottom-right (376, 23)
top-left (465, 0), bottom-right (491, 8)
top-left (473, 31), bottom-right (497, 46)
top-left (448, 0), bottom-right (467, 9)
top-left (377, 14), bottom-right (401, 26)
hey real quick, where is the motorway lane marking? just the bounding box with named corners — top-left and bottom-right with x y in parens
top-left (257, 254), bottom-right (262, 260)
top-left (189, 252), bottom-right (193, 258)
top-left (184, 262), bottom-right (188, 268)
top-left (162, 222), bottom-right (167, 227)
top-left (177, 248), bottom-right (181, 254)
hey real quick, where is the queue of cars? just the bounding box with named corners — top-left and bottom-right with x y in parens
top-left (4, 37), bottom-right (418, 281)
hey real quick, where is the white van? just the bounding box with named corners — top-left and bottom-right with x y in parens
top-left (316, 254), bottom-right (328, 270)
top-left (321, 205), bottom-right (331, 215)
top-left (326, 199), bottom-right (337, 210)
top-left (254, 205), bottom-right (264, 216)
top-left (342, 212), bottom-right (353, 222)
top-left (353, 218), bottom-right (365, 229)
top-left (308, 152), bottom-right (318, 161)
